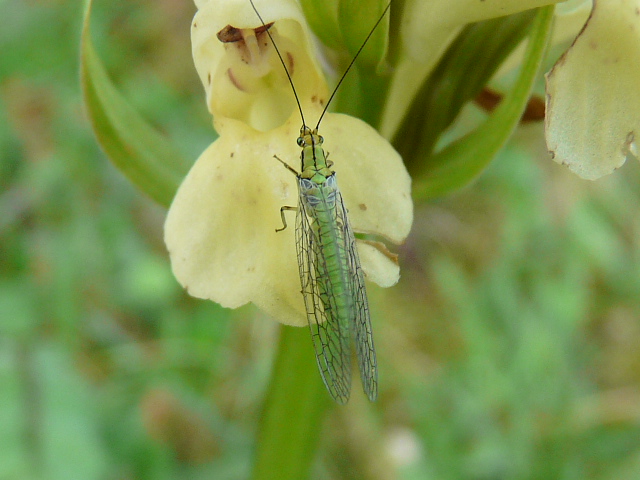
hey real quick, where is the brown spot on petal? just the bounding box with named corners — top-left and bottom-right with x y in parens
top-left (286, 52), bottom-right (294, 76)
top-left (255, 22), bottom-right (274, 35)
top-left (217, 25), bottom-right (243, 43)
top-left (217, 23), bottom-right (274, 44)
top-left (359, 203), bottom-right (367, 211)
top-left (230, 152), bottom-right (235, 158)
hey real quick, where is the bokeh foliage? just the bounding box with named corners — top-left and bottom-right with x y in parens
top-left (2, 1), bottom-right (640, 479)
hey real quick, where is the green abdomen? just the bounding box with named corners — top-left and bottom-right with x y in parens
top-left (299, 175), bottom-right (354, 326)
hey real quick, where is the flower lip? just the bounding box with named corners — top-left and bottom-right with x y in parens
top-left (164, 110), bottom-right (413, 326)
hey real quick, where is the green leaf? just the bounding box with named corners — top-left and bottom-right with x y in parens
top-left (395, 8), bottom-right (538, 171)
top-left (251, 326), bottom-right (329, 480)
top-left (80, 0), bottom-right (189, 208)
top-left (411, 6), bottom-right (555, 200)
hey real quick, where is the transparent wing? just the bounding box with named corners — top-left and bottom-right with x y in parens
top-left (295, 190), bottom-right (352, 404)
top-left (336, 190), bottom-right (378, 402)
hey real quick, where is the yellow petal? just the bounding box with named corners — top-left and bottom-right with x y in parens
top-left (165, 119), bottom-right (307, 325)
top-left (545, 0), bottom-right (640, 179)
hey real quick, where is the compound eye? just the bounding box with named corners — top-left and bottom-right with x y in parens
top-left (297, 137), bottom-right (305, 147)
top-left (318, 135), bottom-right (324, 144)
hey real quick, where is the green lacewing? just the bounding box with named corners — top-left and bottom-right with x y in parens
top-left (249, 0), bottom-right (391, 404)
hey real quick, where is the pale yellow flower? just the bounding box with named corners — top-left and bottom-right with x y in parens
top-left (164, 0), bottom-right (413, 326)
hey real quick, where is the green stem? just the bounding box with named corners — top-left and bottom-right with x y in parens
top-left (251, 325), bottom-right (329, 480)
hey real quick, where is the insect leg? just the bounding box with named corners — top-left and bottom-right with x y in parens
top-left (273, 155), bottom-right (299, 176)
top-left (273, 154), bottom-right (299, 232)
top-left (276, 206), bottom-right (297, 232)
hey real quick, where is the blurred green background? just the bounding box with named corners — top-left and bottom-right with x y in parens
top-left (3, 1), bottom-right (640, 479)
